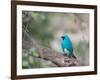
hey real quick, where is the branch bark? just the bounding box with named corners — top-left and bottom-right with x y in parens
top-left (37, 46), bottom-right (80, 67)
top-left (23, 30), bottom-right (80, 67)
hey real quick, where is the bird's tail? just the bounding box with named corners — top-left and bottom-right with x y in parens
top-left (72, 54), bottom-right (77, 59)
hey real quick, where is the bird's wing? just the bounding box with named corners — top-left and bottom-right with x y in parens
top-left (64, 39), bottom-right (73, 53)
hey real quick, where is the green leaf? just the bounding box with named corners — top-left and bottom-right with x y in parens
top-left (32, 51), bottom-right (39, 57)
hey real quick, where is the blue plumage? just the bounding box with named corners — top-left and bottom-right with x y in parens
top-left (61, 35), bottom-right (76, 59)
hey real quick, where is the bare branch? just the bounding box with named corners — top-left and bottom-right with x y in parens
top-left (23, 30), bottom-right (80, 67)
top-left (37, 46), bottom-right (80, 67)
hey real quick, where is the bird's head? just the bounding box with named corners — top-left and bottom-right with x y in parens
top-left (61, 36), bottom-right (65, 40)
top-left (61, 35), bottom-right (69, 40)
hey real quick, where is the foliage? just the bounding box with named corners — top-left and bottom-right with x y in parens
top-left (22, 11), bottom-right (54, 47)
top-left (22, 49), bottom-right (57, 68)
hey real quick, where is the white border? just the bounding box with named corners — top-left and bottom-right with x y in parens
top-left (17, 5), bottom-right (94, 75)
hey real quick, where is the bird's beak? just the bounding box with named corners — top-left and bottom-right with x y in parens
top-left (61, 36), bottom-right (64, 40)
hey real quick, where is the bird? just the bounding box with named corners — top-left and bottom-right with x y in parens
top-left (61, 35), bottom-right (76, 59)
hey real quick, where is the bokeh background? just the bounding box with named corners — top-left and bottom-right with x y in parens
top-left (22, 11), bottom-right (89, 69)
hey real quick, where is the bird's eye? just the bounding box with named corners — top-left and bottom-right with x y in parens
top-left (61, 36), bottom-right (65, 40)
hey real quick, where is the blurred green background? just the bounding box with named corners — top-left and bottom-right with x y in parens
top-left (22, 11), bottom-right (89, 69)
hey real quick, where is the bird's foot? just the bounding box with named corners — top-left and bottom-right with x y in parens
top-left (63, 54), bottom-right (68, 56)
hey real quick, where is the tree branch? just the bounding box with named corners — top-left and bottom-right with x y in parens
top-left (23, 30), bottom-right (80, 67)
top-left (37, 46), bottom-right (80, 67)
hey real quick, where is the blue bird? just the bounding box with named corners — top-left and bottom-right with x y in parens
top-left (61, 35), bottom-right (76, 59)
